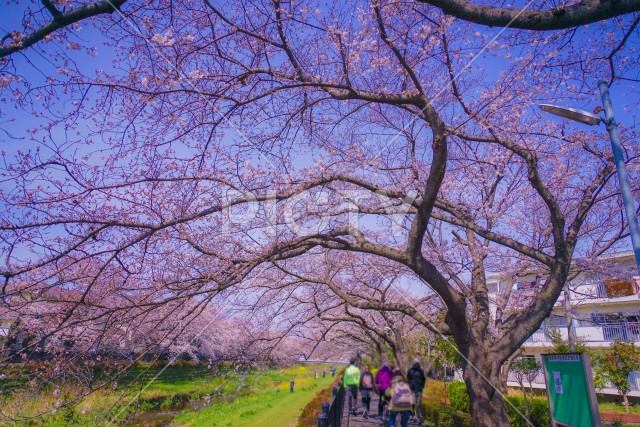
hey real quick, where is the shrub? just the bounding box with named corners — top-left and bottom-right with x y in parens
top-left (426, 384), bottom-right (550, 427)
top-left (423, 400), bottom-right (442, 425)
top-left (448, 381), bottom-right (469, 412)
top-left (438, 412), bottom-right (456, 427)
top-left (423, 400), bottom-right (472, 427)
top-left (296, 377), bottom-right (341, 427)
top-left (426, 380), bottom-right (551, 427)
top-left (438, 411), bottom-right (472, 427)
top-left (425, 379), bottom-right (446, 401)
top-left (505, 395), bottom-right (550, 427)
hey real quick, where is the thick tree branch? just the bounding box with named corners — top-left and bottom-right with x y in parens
top-left (0, 0), bottom-right (128, 59)
top-left (415, 0), bottom-right (640, 31)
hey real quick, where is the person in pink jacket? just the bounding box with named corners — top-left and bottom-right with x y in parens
top-left (375, 362), bottom-right (394, 418)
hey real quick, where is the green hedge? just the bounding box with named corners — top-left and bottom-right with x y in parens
top-left (434, 381), bottom-right (550, 427)
top-left (505, 395), bottom-right (550, 427)
top-left (423, 400), bottom-right (472, 427)
top-left (448, 381), bottom-right (470, 413)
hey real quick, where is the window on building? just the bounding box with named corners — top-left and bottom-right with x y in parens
top-left (515, 281), bottom-right (536, 291)
top-left (546, 316), bottom-right (567, 328)
top-left (591, 314), bottom-right (606, 325)
top-left (590, 312), bottom-right (640, 325)
top-left (589, 273), bottom-right (603, 282)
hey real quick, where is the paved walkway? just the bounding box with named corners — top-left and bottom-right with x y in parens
top-left (344, 392), bottom-right (380, 427)
top-left (345, 393), bottom-right (427, 427)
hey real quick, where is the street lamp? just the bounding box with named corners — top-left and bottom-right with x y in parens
top-left (538, 104), bottom-right (602, 126)
top-left (540, 81), bottom-right (640, 353)
top-left (539, 81), bottom-right (640, 279)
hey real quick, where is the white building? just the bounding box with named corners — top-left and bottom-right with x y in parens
top-left (487, 251), bottom-right (640, 396)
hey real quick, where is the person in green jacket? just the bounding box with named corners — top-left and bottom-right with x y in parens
top-left (343, 358), bottom-right (361, 416)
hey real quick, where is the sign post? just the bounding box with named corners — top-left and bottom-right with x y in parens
top-left (541, 353), bottom-right (601, 427)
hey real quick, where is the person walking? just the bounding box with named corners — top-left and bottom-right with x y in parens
top-left (385, 369), bottom-right (413, 427)
top-left (407, 358), bottom-right (426, 424)
top-left (289, 379), bottom-right (295, 393)
top-left (359, 365), bottom-right (375, 418)
top-left (343, 358), bottom-right (361, 416)
top-left (375, 362), bottom-right (393, 418)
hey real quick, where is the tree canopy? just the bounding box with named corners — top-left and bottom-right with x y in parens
top-left (1, 1), bottom-right (639, 425)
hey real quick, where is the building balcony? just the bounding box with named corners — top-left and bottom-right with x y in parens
top-left (507, 370), bottom-right (640, 393)
top-left (577, 278), bottom-right (640, 301)
top-left (525, 322), bottom-right (640, 344)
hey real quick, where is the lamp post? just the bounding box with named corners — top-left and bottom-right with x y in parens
top-left (539, 81), bottom-right (640, 352)
top-left (539, 81), bottom-right (640, 279)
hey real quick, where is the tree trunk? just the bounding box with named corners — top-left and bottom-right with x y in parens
top-left (517, 379), bottom-right (530, 419)
top-left (395, 351), bottom-right (410, 372)
top-left (624, 393), bottom-right (630, 413)
top-left (527, 382), bottom-right (533, 419)
top-left (463, 364), bottom-right (510, 427)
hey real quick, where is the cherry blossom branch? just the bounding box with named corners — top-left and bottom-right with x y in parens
top-left (0, 0), bottom-right (128, 59)
top-left (415, 0), bottom-right (640, 31)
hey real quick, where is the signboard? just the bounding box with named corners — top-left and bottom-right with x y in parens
top-left (541, 354), bottom-right (601, 427)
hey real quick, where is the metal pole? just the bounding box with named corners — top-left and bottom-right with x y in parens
top-left (599, 81), bottom-right (640, 278)
top-left (322, 402), bottom-right (330, 415)
top-left (563, 282), bottom-right (576, 352)
top-left (317, 412), bottom-right (328, 427)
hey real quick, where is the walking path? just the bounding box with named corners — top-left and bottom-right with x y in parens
top-left (345, 393), bottom-right (381, 427)
top-left (346, 393), bottom-right (428, 427)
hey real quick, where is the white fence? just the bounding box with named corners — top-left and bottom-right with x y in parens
top-left (508, 369), bottom-right (640, 391)
top-left (525, 323), bottom-right (640, 344)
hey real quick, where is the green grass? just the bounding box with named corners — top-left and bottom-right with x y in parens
top-left (598, 401), bottom-right (640, 415)
top-left (0, 362), bottom-right (333, 426)
top-left (0, 363), bottom-right (227, 425)
top-left (171, 366), bottom-right (335, 427)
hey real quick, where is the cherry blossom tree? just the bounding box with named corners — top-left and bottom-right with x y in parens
top-left (1, 0), bottom-right (638, 63)
top-left (1, 0), bottom-right (640, 425)
top-left (270, 254), bottom-right (443, 370)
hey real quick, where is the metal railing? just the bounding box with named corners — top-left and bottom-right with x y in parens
top-left (318, 385), bottom-right (345, 427)
top-left (527, 329), bottom-right (552, 343)
top-left (601, 322), bottom-right (640, 341)
top-left (507, 370), bottom-right (546, 385)
top-left (595, 283), bottom-right (608, 298)
top-left (509, 370), bottom-right (640, 392)
top-left (593, 281), bottom-right (639, 298)
top-left (629, 371), bottom-right (640, 391)
top-left (525, 323), bottom-right (640, 343)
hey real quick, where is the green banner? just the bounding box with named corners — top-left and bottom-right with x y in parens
top-left (541, 354), bottom-right (601, 427)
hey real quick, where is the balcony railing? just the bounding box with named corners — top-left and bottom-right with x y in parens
top-left (508, 370), bottom-right (640, 391)
top-left (527, 330), bottom-right (553, 343)
top-left (525, 322), bottom-right (640, 343)
top-left (507, 370), bottom-right (545, 385)
top-left (600, 322), bottom-right (640, 341)
top-left (592, 280), bottom-right (639, 299)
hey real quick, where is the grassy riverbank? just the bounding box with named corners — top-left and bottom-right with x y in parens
top-left (172, 366), bottom-right (336, 427)
top-left (0, 361), bottom-right (333, 426)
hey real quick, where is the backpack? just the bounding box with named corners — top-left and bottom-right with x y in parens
top-left (391, 381), bottom-right (414, 407)
top-left (362, 373), bottom-right (373, 389)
